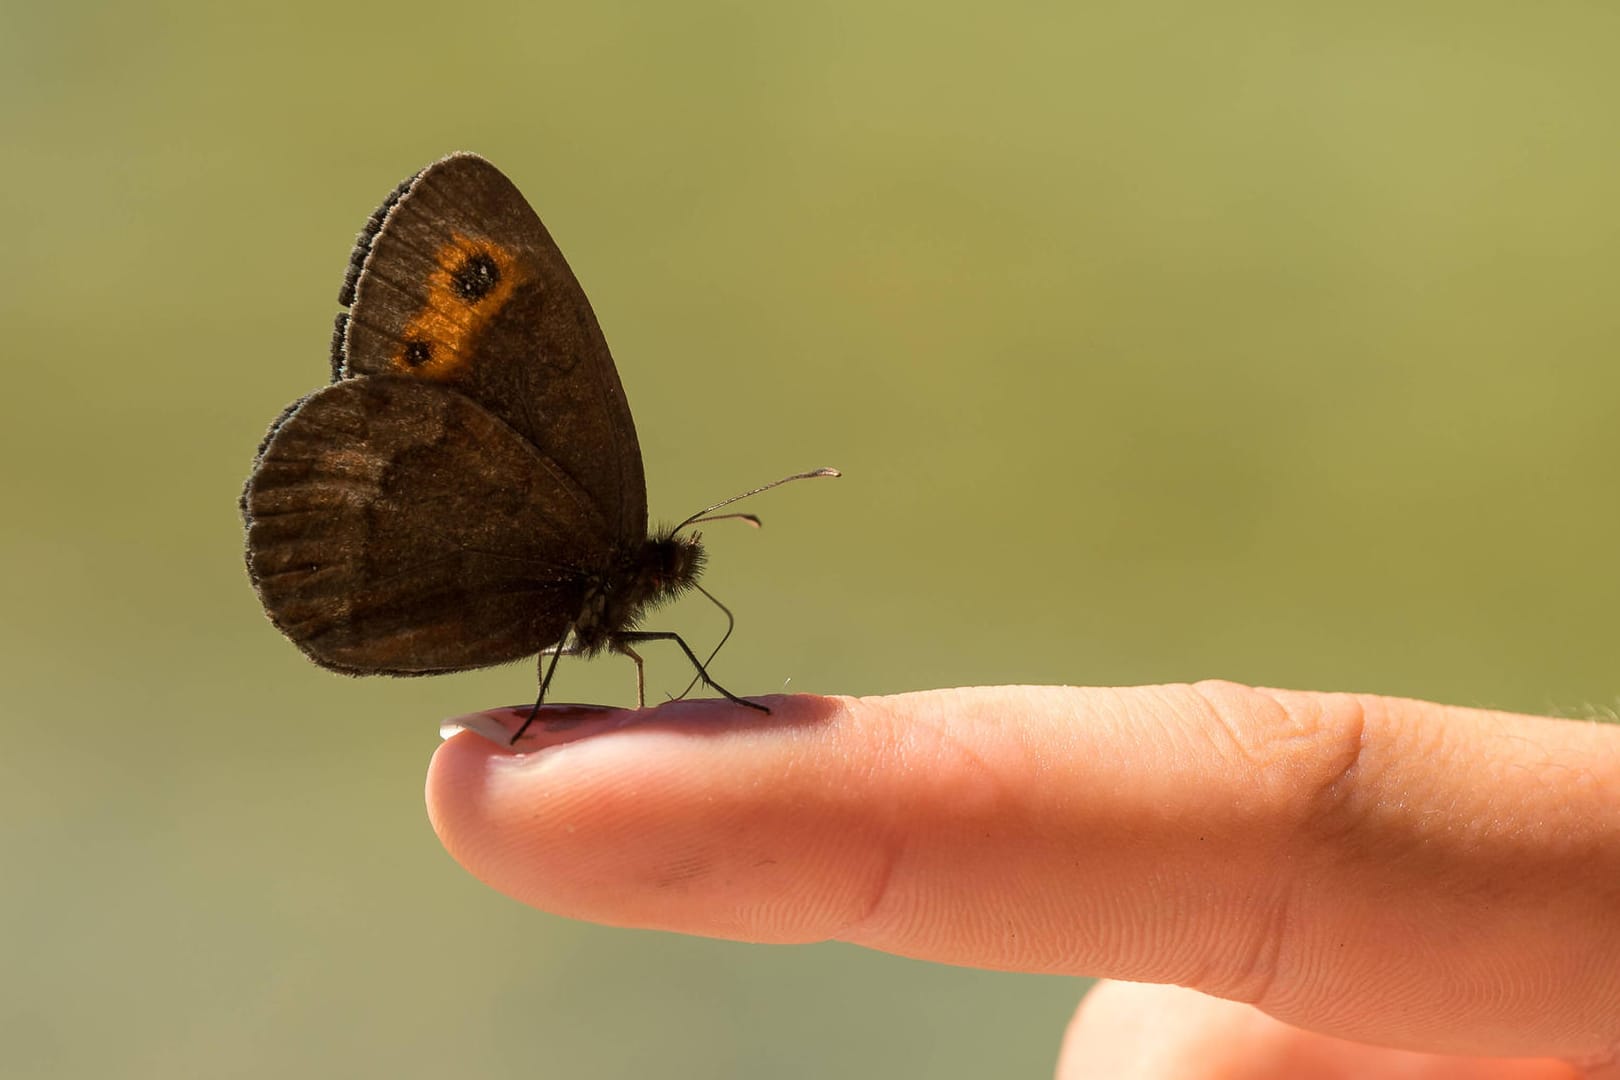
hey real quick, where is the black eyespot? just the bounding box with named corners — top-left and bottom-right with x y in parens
top-left (451, 253), bottom-right (500, 302)
top-left (402, 339), bottom-right (433, 367)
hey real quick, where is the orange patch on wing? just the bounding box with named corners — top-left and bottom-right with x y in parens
top-left (391, 234), bottom-right (525, 378)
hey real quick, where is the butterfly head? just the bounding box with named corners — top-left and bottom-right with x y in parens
top-left (640, 531), bottom-right (706, 604)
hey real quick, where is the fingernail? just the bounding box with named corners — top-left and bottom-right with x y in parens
top-left (439, 703), bottom-right (632, 752)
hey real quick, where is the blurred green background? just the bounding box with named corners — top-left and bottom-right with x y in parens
top-left (4, 1), bottom-right (1618, 1076)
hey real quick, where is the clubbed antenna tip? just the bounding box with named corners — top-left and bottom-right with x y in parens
top-left (676, 467), bottom-right (841, 533)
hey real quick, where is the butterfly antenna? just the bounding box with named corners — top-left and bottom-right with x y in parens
top-left (683, 511), bottom-right (761, 529)
top-left (676, 583), bottom-right (737, 700)
top-left (673, 468), bottom-right (840, 534)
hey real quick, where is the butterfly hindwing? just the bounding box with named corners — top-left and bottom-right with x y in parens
top-left (243, 376), bottom-right (599, 674)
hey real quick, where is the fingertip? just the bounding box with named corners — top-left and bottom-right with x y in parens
top-left (424, 694), bottom-right (863, 933)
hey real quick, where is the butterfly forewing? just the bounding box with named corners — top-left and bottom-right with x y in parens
top-left (337, 153), bottom-right (648, 548)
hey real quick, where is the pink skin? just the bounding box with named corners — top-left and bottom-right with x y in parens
top-left (427, 682), bottom-right (1620, 1078)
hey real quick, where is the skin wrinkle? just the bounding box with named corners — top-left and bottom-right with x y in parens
top-left (836, 691), bottom-right (1019, 946)
top-left (1276, 694), bottom-right (1620, 1054)
top-left (1260, 693), bottom-right (1427, 1021)
top-left (1574, 1045), bottom-right (1620, 1075)
top-left (1293, 690), bottom-right (1373, 846)
top-left (1186, 681), bottom-right (1276, 772)
top-left (833, 695), bottom-right (914, 943)
top-left (1218, 872), bottom-right (1296, 1012)
top-left (1146, 689), bottom-right (1283, 1003)
top-left (1171, 685), bottom-right (1366, 1009)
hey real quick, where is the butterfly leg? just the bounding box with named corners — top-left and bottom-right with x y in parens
top-left (613, 642), bottom-right (648, 709)
top-left (511, 633), bottom-right (579, 744)
top-left (675, 583), bottom-right (737, 701)
top-left (613, 631), bottom-right (770, 714)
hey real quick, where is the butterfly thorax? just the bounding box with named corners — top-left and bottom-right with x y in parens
top-left (571, 532), bottom-right (706, 653)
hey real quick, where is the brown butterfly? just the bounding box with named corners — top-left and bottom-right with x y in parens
top-left (241, 153), bottom-right (835, 737)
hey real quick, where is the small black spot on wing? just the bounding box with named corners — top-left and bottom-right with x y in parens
top-left (402, 339), bottom-right (433, 367)
top-left (401, 340), bottom-right (434, 369)
top-left (451, 252), bottom-right (501, 302)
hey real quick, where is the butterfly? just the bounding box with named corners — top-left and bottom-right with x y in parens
top-left (241, 153), bottom-right (835, 738)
